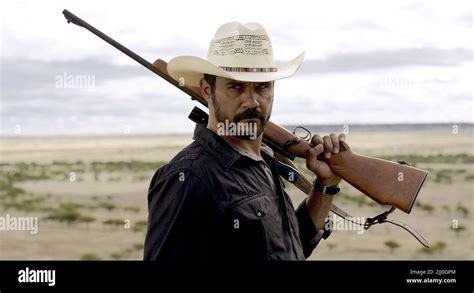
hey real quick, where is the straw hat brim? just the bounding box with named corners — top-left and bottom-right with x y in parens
top-left (167, 52), bottom-right (305, 87)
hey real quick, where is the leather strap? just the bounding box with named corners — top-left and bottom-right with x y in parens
top-left (274, 153), bottom-right (430, 248)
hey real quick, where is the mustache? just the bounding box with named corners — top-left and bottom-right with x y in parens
top-left (233, 108), bottom-right (265, 123)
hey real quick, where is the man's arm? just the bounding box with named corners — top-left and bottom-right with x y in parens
top-left (306, 188), bottom-right (334, 230)
top-left (294, 132), bottom-right (348, 258)
top-left (305, 132), bottom-right (347, 227)
top-left (294, 188), bottom-right (334, 258)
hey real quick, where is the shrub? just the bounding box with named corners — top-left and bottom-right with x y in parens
top-left (384, 240), bottom-right (400, 253)
top-left (132, 220), bottom-right (148, 232)
top-left (456, 203), bottom-right (469, 218)
top-left (103, 219), bottom-right (125, 226)
top-left (80, 253), bottom-right (102, 260)
top-left (123, 206), bottom-right (140, 213)
top-left (133, 243), bottom-right (144, 251)
top-left (110, 249), bottom-right (132, 260)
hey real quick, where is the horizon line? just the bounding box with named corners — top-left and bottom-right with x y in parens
top-left (1, 122), bottom-right (472, 139)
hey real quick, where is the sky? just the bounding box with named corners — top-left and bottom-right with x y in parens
top-left (0, 0), bottom-right (472, 136)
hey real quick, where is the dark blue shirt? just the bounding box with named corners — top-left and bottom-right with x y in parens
top-left (144, 124), bottom-right (321, 262)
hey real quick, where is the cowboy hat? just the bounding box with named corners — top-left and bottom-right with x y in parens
top-left (167, 22), bottom-right (305, 87)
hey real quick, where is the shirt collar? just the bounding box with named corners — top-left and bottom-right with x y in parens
top-left (193, 124), bottom-right (269, 170)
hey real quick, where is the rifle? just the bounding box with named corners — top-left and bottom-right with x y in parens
top-left (62, 9), bottom-right (429, 247)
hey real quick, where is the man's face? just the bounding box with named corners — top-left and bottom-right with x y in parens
top-left (208, 76), bottom-right (274, 140)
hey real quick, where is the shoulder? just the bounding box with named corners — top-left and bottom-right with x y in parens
top-left (149, 142), bottom-right (203, 187)
top-left (147, 141), bottom-right (224, 202)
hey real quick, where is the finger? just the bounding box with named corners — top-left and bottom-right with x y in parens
top-left (323, 135), bottom-right (333, 159)
top-left (338, 133), bottom-right (350, 151)
top-left (330, 133), bottom-right (339, 154)
top-left (307, 144), bottom-right (324, 161)
top-left (338, 133), bottom-right (346, 142)
top-left (310, 144), bottom-right (324, 158)
top-left (306, 144), bottom-right (325, 170)
top-left (311, 134), bottom-right (324, 146)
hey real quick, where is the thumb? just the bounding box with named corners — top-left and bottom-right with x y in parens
top-left (307, 144), bottom-right (324, 161)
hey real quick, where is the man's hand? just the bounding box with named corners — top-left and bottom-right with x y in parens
top-left (306, 133), bottom-right (348, 186)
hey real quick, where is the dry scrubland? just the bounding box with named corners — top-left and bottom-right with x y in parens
top-left (0, 128), bottom-right (472, 260)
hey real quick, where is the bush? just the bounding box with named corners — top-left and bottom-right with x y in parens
top-left (456, 203), bottom-right (469, 217)
top-left (132, 220), bottom-right (148, 232)
top-left (326, 242), bottom-right (337, 250)
top-left (418, 203), bottom-right (435, 214)
top-left (109, 249), bottom-right (133, 260)
top-left (442, 205), bottom-right (450, 214)
top-left (0, 180), bottom-right (27, 197)
top-left (464, 174), bottom-right (474, 181)
top-left (417, 241), bottom-right (447, 254)
top-left (97, 201), bottom-right (116, 211)
top-left (123, 206), bottom-right (140, 213)
top-left (80, 253), bottom-right (102, 260)
top-left (45, 202), bottom-right (95, 225)
top-left (133, 243), bottom-right (144, 251)
top-left (79, 216), bottom-right (96, 224)
top-left (45, 208), bottom-right (81, 224)
top-left (433, 170), bottom-right (453, 184)
top-left (384, 240), bottom-right (400, 253)
top-left (103, 219), bottom-right (125, 226)
top-left (450, 224), bottom-right (467, 237)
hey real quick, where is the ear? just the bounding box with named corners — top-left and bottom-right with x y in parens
top-left (199, 77), bottom-right (212, 103)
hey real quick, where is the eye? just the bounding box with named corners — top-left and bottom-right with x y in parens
top-left (257, 83), bottom-right (270, 90)
top-left (228, 84), bottom-right (243, 90)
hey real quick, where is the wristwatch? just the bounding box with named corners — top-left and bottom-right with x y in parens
top-left (313, 179), bottom-right (340, 195)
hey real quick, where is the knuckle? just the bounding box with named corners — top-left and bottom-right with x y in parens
top-left (323, 136), bottom-right (332, 147)
top-left (311, 134), bottom-right (322, 144)
top-left (314, 144), bottom-right (323, 153)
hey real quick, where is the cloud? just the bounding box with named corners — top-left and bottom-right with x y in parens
top-left (339, 20), bottom-right (387, 31)
top-left (455, 11), bottom-right (472, 27)
top-left (0, 58), bottom-right (148, 90)
top-left (1, 0), bottom-right (472, 135)
top-left (298, 48), bottom-right (473, 74)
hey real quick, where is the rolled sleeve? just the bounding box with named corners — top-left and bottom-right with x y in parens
top-left (295, 199), bottom-right (326, 258)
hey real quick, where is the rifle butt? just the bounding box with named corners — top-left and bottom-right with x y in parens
top-left (328, 151), bottom-right (429, 213)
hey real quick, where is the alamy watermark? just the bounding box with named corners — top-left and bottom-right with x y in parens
top-left (55, 72), bottom-right (95, 91)
top-left (18, 267), bottom-right (55, 287)
top-left (325, 214), bottom-right (366, 235)
top-left (217, 120), bottom-right (258, 140)
top-left (0, 214), bottom-right (38, 235)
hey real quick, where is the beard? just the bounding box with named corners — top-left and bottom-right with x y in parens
top-left (211, 94), bottom-right (269, 140)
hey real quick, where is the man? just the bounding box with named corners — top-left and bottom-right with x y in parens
top-left (144, 22), bottom-right (348, 261)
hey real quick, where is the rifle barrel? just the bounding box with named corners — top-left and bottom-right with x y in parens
top-left (62, 9), bottom-right (204, 105)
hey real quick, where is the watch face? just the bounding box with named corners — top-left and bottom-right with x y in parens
top-left (327, 186), bottom-right (340, 195)
top-left (314, 181), bottom-right (340, 195)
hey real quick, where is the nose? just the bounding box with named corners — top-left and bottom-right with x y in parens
top-left (241, 83), bottom-right (260, 109)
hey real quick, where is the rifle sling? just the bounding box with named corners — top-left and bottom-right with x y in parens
top-left (274, 153), bottom-right (430, 248)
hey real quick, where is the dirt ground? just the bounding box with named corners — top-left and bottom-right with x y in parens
top-left (0, 128), bottom-right (472, 260)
